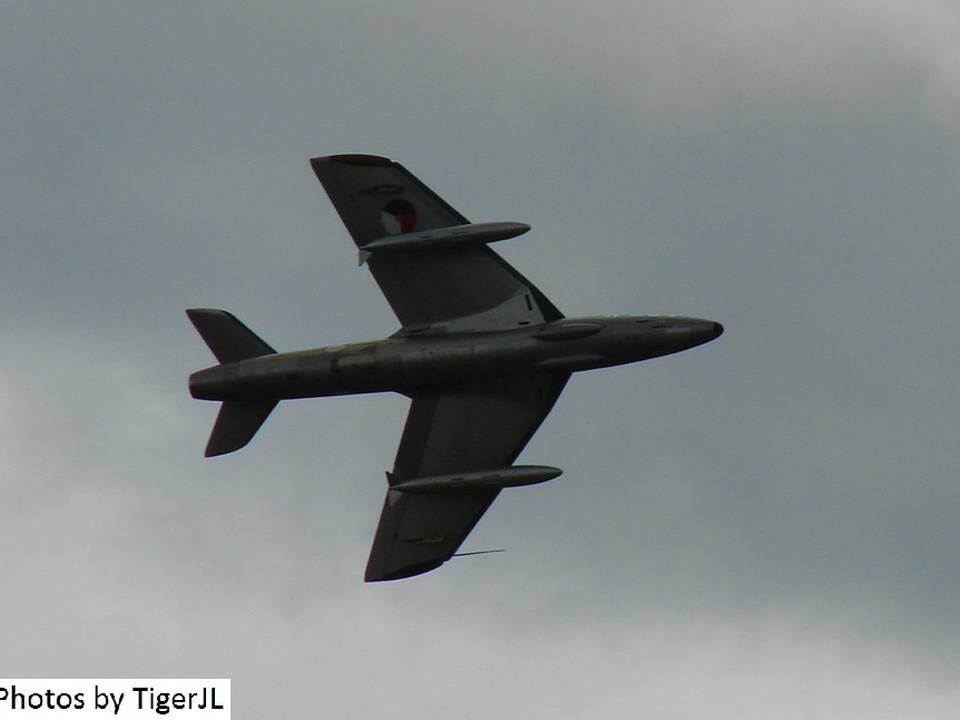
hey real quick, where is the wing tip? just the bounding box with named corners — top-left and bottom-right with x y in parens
top-left (364, 558), bottom-right (445, 583)
top-left (310, 153), bottom-right (393, 169)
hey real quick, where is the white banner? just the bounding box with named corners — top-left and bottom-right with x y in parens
top-left (0, 680), bottom-right (230, 718)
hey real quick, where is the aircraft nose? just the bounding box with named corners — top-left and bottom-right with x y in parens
top-left (681, 318), bottom-right (724, 348)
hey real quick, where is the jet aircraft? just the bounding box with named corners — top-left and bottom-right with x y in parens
top-left (187, 154), bottom-right (723, 581)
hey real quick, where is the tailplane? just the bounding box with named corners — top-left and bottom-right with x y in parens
top-left (186, 308), bottom-right (275, 363)
top-left (205, 400), bottom-right (278, 457)
top-left (187, 309), bottom-right (278, 457)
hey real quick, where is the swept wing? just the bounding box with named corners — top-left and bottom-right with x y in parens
top-left (310, 154), bottom-right (562, 332)
top-left (366, 373), bottom-right (569, 581)
top-left (311, 155), bottom-right (567, 580)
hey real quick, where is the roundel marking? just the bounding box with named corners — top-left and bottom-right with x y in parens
top-left (381, 198), bottom-right (417, 235)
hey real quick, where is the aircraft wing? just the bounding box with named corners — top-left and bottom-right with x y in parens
top-left (365, 372), bottom-right (569, 581)
top-left (310, 154), bottom-right (562, 332)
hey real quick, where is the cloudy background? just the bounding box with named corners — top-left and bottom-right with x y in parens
top-left (3, 1), bottom-right (960, 716)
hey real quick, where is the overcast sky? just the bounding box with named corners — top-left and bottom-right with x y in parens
top-left (3, 1), bottom-right (960, 717)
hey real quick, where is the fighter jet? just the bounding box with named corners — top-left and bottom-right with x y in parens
top-left (187, 154), bottom-right (723, 581)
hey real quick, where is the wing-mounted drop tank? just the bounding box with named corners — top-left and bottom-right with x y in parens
top-left (358, 221), bottom-right (530, 265)
top-left (392, 465), bottom-right (563, 494)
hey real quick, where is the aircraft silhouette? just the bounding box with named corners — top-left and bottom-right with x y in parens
top-left (188, 154), bottom-right (723, 581)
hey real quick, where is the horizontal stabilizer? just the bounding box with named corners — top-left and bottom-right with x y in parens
top-left (187, 309), bottom-right (275, 364)
top-left (205, 400), bottom-right (278, 457)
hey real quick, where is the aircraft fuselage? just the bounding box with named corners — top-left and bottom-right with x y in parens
top-left (189, 315), bottom-right (723, 402)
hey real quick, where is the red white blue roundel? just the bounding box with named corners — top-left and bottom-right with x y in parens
top-left (381, 198), bottom-right (417, 235)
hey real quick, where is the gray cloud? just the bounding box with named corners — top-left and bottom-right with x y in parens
top-left (3, 1), bottom-right (960, 716)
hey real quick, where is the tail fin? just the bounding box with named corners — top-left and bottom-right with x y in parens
top-left (186, 308), bottom-right (275, 364)
top-left (205, 400), bottom-right (278, 457)
top-left (186, 308), bottom-right (278, 457)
